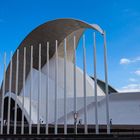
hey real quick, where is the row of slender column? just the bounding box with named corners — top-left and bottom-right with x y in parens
top-left (0, 31), bottom-right (110, 135)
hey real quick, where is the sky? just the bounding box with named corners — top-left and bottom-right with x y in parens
top-left (0, 0), bottom-right (140, 92)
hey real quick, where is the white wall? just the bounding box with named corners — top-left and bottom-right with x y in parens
top-left (64, 92), bottom-right (140, 125)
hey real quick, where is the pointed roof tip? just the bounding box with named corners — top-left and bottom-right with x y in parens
top-left (90, 24), bottom-right (104, 35)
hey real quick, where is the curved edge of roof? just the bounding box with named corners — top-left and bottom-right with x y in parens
top-left (23, 18), bottom-right (104, 40)
top-left (45, 18), bottom-right (104, 34)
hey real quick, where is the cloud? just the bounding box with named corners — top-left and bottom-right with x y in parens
top-left (129, 78), bottom-right (137, 82)
top-left (119, 84), bottom-right (140, 92)
top-left (134, 70), bottom-right (140, 76)
top-left (120, 58), bottom-right (130, 64)
top-left (120, 56), bottom-right (140, 65)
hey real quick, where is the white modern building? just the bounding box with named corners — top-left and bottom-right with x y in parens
top-left (0, 18), bottom-right (140, 135)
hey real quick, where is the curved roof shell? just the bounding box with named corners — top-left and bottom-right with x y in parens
top-left (2, 18), bottom-right (104, 95)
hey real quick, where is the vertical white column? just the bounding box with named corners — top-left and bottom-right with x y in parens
top-left (37, 44), bottom-right (41, 135)
top-left (29, 45), bottom-right (33, 134)
top-left (46, 42), bottom-right (49, 134)
top-left (83, 35), bottom-right (87, 134)
top-left (93, 33), bottom-right (99, 134)
top-left (54, 40), bottom-right (58, 134)
top-left (0, 53), bottom-right (6, 134)
top-left (7, 51), bottom-right (13, 134)
top-left (103, 31), bottom-right (110, 134)
top-left (21, 47), bottom-right (26, 134)
top-left (73, 35), bottom-right (77, 134)
top-left (14, 50), bottom-right (19, 134)
top-left (64, 38), bottom-right (67, 134)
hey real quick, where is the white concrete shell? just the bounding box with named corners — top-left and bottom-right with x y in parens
top-left (2, 18), bottom-right (140, 126)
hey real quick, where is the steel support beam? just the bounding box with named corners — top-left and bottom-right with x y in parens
top-left (14, 50), bottom-right (19, 134)
top-left (54, 40), bottom-right (58, 134)
top-left (64, 38), bottom-right (67, 134)
top-left (93, 33), bottom-right (99, 134)
top-left (21, 48), bottom-right (26, 134)
top-left (83, 35), bottom-right (87, 134)
top-left (103, 31), bottom-right (110, 134)
top-left (73, 35), bottom-right (77, 134)
top-left (0, 53), bottom-right (6, 134)
top-left (29, 45), bottom-right (33, 134)
top-left (46, 42), bottom-right (49, 134)
top-left (37, 44), bottom-right (41, 135)
top-left (7, 52), bottom-right (13, 134)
